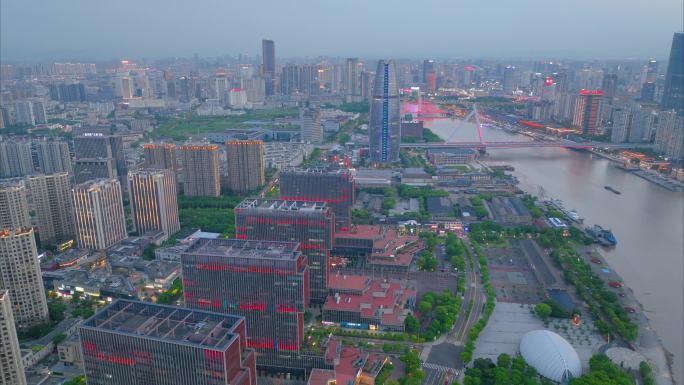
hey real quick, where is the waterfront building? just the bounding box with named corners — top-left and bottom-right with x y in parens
top-left (26, 173), bottom-right (77, 246)
top-left (0, 179), bottom-right (31, 230)
top-left (34, 139), bottom-right (72, 174)
top-left (235, 199), bottom-right (334, 303)
top-left (128, 169), bottom-right (179, 241)
top-left (0, 140), bottom-right (33, 177)
top-left (181, 238), bottom-right (309, 370)
top-left (661, 32), bottom-right (684, 115)
top-left (79, 300), bottom-right (256, 385)
top-left (224, 140), bottom-right (265, 194)
top-left (279, 167), bottom-right (355, 230)
top-left (300, 107), bottom-right (323, 144)
top-left (369, 60), bottom-right (401, 163)
top-left (573, 89), bottom-right (603, 136)
top-left (179, 143), bottom-right (221, 197)
top-left (0, 290), bottom-right (27, 385)
top-left (655, 109), bottom-right (684, 161)
top-left (72, 178), bottom-right (127, 250)
top-left (142, 142), bottom-right (177, 172)
top-left (0, 228), bottom-right (49, 327)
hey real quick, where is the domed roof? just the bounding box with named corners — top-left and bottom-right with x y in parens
top-left (519, 330), bottom-right (582, 383)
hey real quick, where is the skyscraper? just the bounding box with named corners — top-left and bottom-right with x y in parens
top-left (0, 290), bottom-right (27, 385)
top-left (262, 39), bottom-right (276, 96)
top-left (179, 144), bottom-right (221, 197)
top-left (0, 140), bottom-right (34, 177)
top-left (601, 74), bottom-right (618, 100)
top-left (26, 173), bottom-right (77, 246)
top-left (344, 58), bottom-right (362, 100)
top-left (181, 238), bottom-right (308, 368)
top-left (128, 169), bottom-right (180, 241)
top-left (34, 139), bottom-right (73, 174)
top-left (79, 300), bottom-right (256, 385)
top-left (369, 60), bottom-right (400, 163)
top-left (655, 110), bottom-right (684, 161)
top-left (279, 167), bottom-right (355, 230)
top-left (224, 140), bottom-right (265, 194)
top-left (235, 199), bottom-right (334, 303)
top-left (661, 32), bottom-right (684, 115)
top-left (423, 59), bottom-right (437, 93)
top-left (300, 107), bottom-right (323, 144)
top-left (142, 143), bottom-right (177, 172)
top-left (0, 228), bottom-right (49, 327)
top-left (573, 90), bottom-right (603, 136)
top-left (610, 107), bottom-right (630, 143)
top-left (0, 180), bottom-right (31, 230)
top-left (72, 178), bottom-right (127, 250)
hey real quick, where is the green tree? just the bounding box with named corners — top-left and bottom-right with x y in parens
top-left (404, 314), bottom-right (419, 334)
top-left (534, 303), bottom-right (553, 319)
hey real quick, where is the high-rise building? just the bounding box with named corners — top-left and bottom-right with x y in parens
top-left (74, 134), bottom-right (126, 184)
top-left (79, 300), bottom-right (256, 385)
top-left (142, 142), bottom-right (177, 172)
top-left (224, 140), bottom-right (264, 194)
top-left (179, 144), bottom-right (221, 197)
top-left (344, 58), bottom-right (362, 100)
top-left (13, 100), bottom-right (35, 126)
top-left (610, 107), bottom-right (630, 143)
top-left (34, 139), bottom-right (72, 174)
top-left (72, 178), bottom-right (127, 250)
top-left (235, 199), bottom-right (334, 303)
top-left (369, 60), bottom-right (401, 163)
top-left (0, 290), bottom-right (27, 385)
top-left (627, 108), bottom-right (656, 143)
top-left (300, 107), bottom-right (323, 144)
top-left (280, 64), bottom-right (301, 95)
top-left (0, 140), bottom-right (34, 177)
top-left (0, 228), bottom-right (49, 327)
top-left (502, 65), bottom-right (519, 93)
top-left (0, 180), bottom-right (31, 230)
top-left (128, 169), bottom-right (179, 241)
top-left (32, 100), bottom-right (47, 124)
top-left (655, 110), bottom-right (684, 160)
top-left (182, 238), bottom-right (308, 369)
top-left (26, 173), bottom-right (77, 246)
top-left (573, 90), bottom-right (603, 136)
top-left (73, 158), bottom-right (118, 184)
top-left (280, 168), bottom-right (354, 230)
top-left (262, 39), bottom-right (276, 96)
top-left (601, 74), bottom-right (618, 100)
top-left (661, 32), bottom-right (684, 115)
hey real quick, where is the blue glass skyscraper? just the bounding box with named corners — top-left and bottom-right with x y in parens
top-left (661, 32), bottom-right (684, 116)
top-left (369, 60), bottom-right (401, 163)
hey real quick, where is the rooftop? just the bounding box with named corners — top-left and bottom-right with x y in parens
top-left (184, 238), bottom-right (301, 261)
top-left (236, 198), bottom-right (330, 212)
top-left (82, 300), bottom-right (244, 350)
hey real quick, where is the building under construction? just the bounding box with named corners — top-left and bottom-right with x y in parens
top-left (279, 168), bottom-right (354, 231)
top-left (234, 199), bottom-right (334, 304)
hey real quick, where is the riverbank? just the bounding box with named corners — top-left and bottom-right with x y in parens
top-left (589, 150), bottom-right (684, 192)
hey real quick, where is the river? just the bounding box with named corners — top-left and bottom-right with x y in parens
top-left (421, 115), bottom-right (684, 384)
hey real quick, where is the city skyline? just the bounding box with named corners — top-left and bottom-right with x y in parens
top-left (1, 0), bottom-right (683, 61)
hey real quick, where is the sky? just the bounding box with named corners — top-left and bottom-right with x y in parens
top-left (1, 0), bottom-right (683, 62)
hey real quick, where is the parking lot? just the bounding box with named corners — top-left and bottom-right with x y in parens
top-left (482, 244), bottom-right (544, 304)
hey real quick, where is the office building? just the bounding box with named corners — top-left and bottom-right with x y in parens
top-left (224, 140), bottom-right (264, 194)
top-left (610, 107), bottom-right (631, 143)
top-left (72, 179), bottom-right (127, 250)
top-left (280, 167), bottom-right (355, 230)
top-left (13, 100), bottom-right (35, 126)
top-left (655, 110), bottom-right (684, 160)
top-left (142, 142), bottom-right (177, 172)
top-left (235, 199), bottom-right (334, 303)
top-left (179, 144), bottom-right (221, 197)
top-left (73, 158), bottom-right (118, 184)
top-left (0, 290), bottom-right (27, 385)
top-left (34, 139), bottom-right (73, 174)
top-left (128, 169), bottom-right (179, 241)
top-left (26, 173), bottom-right (77, 246)
top-left (573, 90), bottom-right (603, 136)
top-left (79, 300), bottom-right (256, 385)
top-left (281, 64), bottom-right (301, 95)
top-left (502, 65), bottom-right (519, 93)
top-left (601, 74), bottom-right (618, 100)
top-left (369, 60), bottom-right (400, 163)
top-left (628, 108), bottom-right (656, 143)
top-left (300, 107), bottom-right (323, 144)
top-left (423, 59), bottom-right (437, 93)
top-left (181, 238), bottom-right (308, 368)
top-left (661, 32), bottom-right (684, 115)
top-left (0, 228), bottom-right (49, 327)
top-left (0, 180), bottom-right (31, 230)
top-left (344, 58), bottom-right (362, 100)
top-left (74, 134), bottom-right (126, 184)
top-left (0, 140), bottom-right (34, 177)
top-left (262, 39), bottom-right (276, 96)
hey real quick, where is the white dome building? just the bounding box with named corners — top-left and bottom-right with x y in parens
top-left (519, 330), bottom-right (582, 383)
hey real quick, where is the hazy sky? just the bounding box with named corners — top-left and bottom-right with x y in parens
top-left (1, 0), bottom-right (682, 61)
